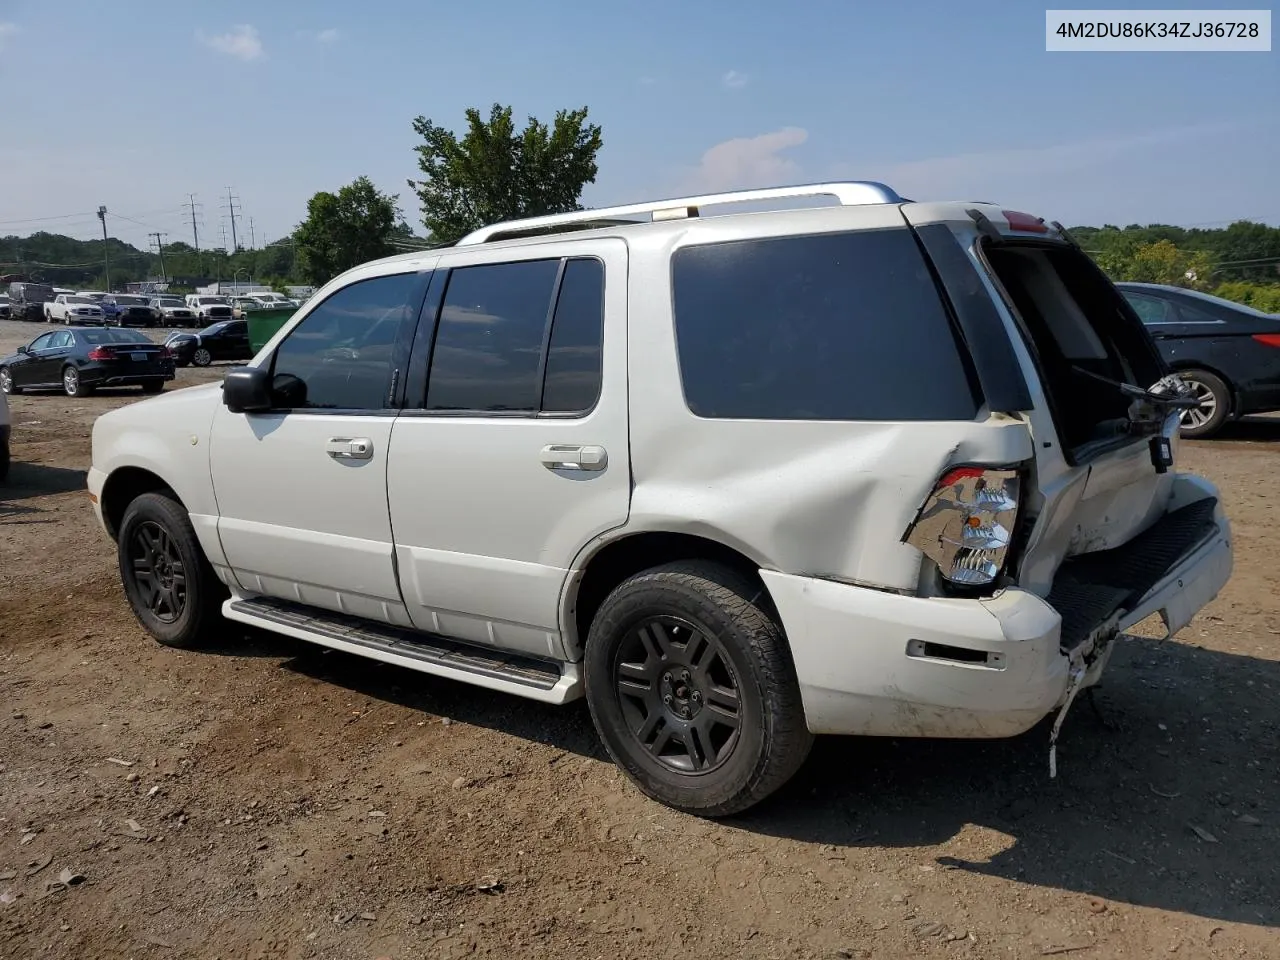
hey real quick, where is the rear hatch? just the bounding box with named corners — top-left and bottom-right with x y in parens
top-left (901, 204), bottom-right (1189, 605)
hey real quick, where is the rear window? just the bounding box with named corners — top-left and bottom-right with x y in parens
top-left (671, 229), bottom-right (978, 420)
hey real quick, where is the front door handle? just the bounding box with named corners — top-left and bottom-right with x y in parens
top-left (540, 444), bottom-right (607, 472)
top-left (326, 437), bottom-right (373, 460)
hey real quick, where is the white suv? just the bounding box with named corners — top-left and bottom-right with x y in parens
top-left (88, 182), bottom-right (1233, 815)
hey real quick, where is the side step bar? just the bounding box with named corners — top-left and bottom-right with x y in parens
top-left (223, 597), bottom-right (583, 704)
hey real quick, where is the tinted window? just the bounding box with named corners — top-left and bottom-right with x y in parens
top-left (1122, 292), bottom-right (1171, 325)
top-left (671, 229), bottom-right (978, 420)
top-left (1175, 302), bottom-right (1223, 325)
top-left (541, 259), bottom-right (604, 414)
top-left (29, 334), bottom-right (54, 351)
top-left (271, 272), bottom-right (420, 411)
top-left (50, 332), bottom-right (73, 348)
top-left (426, 260), bottom-right (560, 412)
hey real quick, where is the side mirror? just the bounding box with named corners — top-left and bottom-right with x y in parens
top-left (17, 344), bottom-right (30, 354)
top-left (222, 366), bottom-right (273, 413)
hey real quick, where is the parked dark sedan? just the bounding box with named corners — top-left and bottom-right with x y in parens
top-left (1117, 282), bottom-right (1280, 438)
top-left (164, 319), bottom-right (251, 367)
top-left (0, 327), bottom-right (174, 398)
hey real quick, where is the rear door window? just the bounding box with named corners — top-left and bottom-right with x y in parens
top-left (1122, 292), bottom-right (1172, 325)
top-left (671, 229), bottom-right (978, 420)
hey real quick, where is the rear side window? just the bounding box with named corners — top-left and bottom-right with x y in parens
top-left (427, 260), bottom-right (560, 412)
top-left (671, 229), bottom-right (979, 420)
top-left (1122, 292), bottom-right (1171, 325)
top-left (541, 258), bottom-right (604, 414)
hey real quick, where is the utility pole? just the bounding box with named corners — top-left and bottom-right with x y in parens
top-left (149, 232), bottom-right (169, 283)
top-left (248, 217), bottom-right (256, 250)
top-left (97, 206), bottom-right (111, 292)
top-left (185, 194), bottom-right (201, 255)
top-left (222, 187), bottom-right (242, 251)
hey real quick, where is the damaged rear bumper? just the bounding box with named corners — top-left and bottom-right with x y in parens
top-left (761, 475), bottom-right (1231, 738)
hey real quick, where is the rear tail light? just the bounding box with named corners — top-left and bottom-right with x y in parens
top-left (1252, 333), bottom-right (1280, 348)
top-left (1002, 210), bottom-right (1049, 234)
top-left (903, 467), bottom-right (1022, 587)
top-left (158, 346), bottom-right (172, 359)
top-left (87, 346), bottom-right (116, 360)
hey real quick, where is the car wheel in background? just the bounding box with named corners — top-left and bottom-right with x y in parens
top-left (1176, 369), bottom-right (1231, 439)
top-left (62, 365), bottom-right (93, 397)
top-left (192, 347), bottom-right (213, 367)
top-left (117, 492), bottom-right (227, 649)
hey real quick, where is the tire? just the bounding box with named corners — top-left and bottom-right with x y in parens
top-left (0, 366), bottom-right (17, 395)
top-left (192, 347), bottom-right (213, 367)
top-left (141, 381), bottom-right (164, 394)
top-left (117, 492), bottom-right (227, 649)
top-left (584, 560), bottom-right (812, 817)
top-left (1176, 369), bottom-right (1231, 439)
top-left (0, 437), bottom-right (9, 483)
top-left (62, 365), bottom-right (93, 397)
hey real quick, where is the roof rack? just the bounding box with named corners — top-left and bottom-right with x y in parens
top-left (455, 181), bottom-right (903, 246)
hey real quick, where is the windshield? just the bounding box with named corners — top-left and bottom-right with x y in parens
top-left (67, 296), bottom-right (94, 305)
top-left (200, 321), bottom-right (230, 335)
top-left (114, 296), bottom-right (149, 305)
top-left (198, 297), bottom-right (229, 305)
top-left (158, 298), bottom-right (185, 307)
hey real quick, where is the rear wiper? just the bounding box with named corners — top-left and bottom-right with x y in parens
top-left (1070, 366), bottom-right (1200, 410)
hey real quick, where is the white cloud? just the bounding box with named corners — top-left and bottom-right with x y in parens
top-left (721, 69), bottom-right (749, 90)
top-left (0, 22), bottom-right (19, 49)
top-left (316, 28), bottom-right (340, 44)
top-left (197, 24), bottom-right (264, 62)
top-left (685, 127), bottom-right (808, 193)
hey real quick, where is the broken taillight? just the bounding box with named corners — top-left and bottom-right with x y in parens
top-left (903, 467), bottom-right (1022, 587)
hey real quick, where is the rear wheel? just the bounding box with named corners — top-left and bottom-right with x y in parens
top-left (118, 492), bottom-right (226, 648)
top-left (1176, 369), bottom-right (1231, 439)
top-left (0, 367), bottom-right (17, 395)
top-left (141, 381), bottom-right (164, 394)
top-left (62, 365), bottom-right (93, 397)
top-left (584, 561), bottom-right (812, 817)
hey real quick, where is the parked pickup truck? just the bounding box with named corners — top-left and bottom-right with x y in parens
top-left (45, 294), bottom-right (105, 325)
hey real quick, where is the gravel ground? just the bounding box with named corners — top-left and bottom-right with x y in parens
top-left (1, 316), bottom-right (1277, 960)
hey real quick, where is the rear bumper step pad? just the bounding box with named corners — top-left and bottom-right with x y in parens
top-left (1046, 497), bottom-right (1218, 650)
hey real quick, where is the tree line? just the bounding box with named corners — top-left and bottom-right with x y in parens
top-left (4, 103), bottom-right (1278, 312)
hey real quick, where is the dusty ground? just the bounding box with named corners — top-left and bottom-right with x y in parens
top-left (1, 315), bottom-right (1277, 960)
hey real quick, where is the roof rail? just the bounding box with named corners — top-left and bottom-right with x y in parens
top-left (455, 181), bottom-right (903, 245)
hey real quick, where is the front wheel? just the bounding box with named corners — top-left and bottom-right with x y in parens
top-left (118, 492), bottom-right (226, 648)
top-left (0, 366), bottom-right (17, 395)
top-left (1176, 369), bottom-right (1231, 439)
top-left (584, 561), bottom-right (812, 817)
top-left (192, 347), bottom-right (213, 367)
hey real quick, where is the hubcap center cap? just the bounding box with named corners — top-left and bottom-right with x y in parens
top-left (660, 670), bottom-right (704, 720)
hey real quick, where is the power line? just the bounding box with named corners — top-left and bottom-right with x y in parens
top-left (222, 187), bottom-right (242, 252)
top-left (149, 232), bottom-right (169, 282)
top-left (186, 194), bottom-right (202, 256)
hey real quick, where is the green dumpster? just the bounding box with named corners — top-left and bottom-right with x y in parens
top-left (246, 307), bottom-right (297, 353)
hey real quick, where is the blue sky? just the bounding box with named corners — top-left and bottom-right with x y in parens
top-left (1, 0), bottom-right (1276, 251)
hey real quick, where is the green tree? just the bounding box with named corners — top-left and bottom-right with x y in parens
top-left (408, 103), bottom-right (603, 243)
top-left (1121, 240), bottom-right (1214, 289)
top-left (293, 176), bottom-right (402, 285)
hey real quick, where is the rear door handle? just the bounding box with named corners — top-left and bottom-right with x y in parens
top-left (326, 437), bottom-right (373, 460)
top-left (540, 444), bottom-right (607, 471)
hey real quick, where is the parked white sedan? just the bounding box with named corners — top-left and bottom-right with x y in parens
top-left (44, 294), bottom-right (105, 325)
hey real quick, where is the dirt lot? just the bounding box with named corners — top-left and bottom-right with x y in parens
top-left (1, 315), bottom-right (1277, 960)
